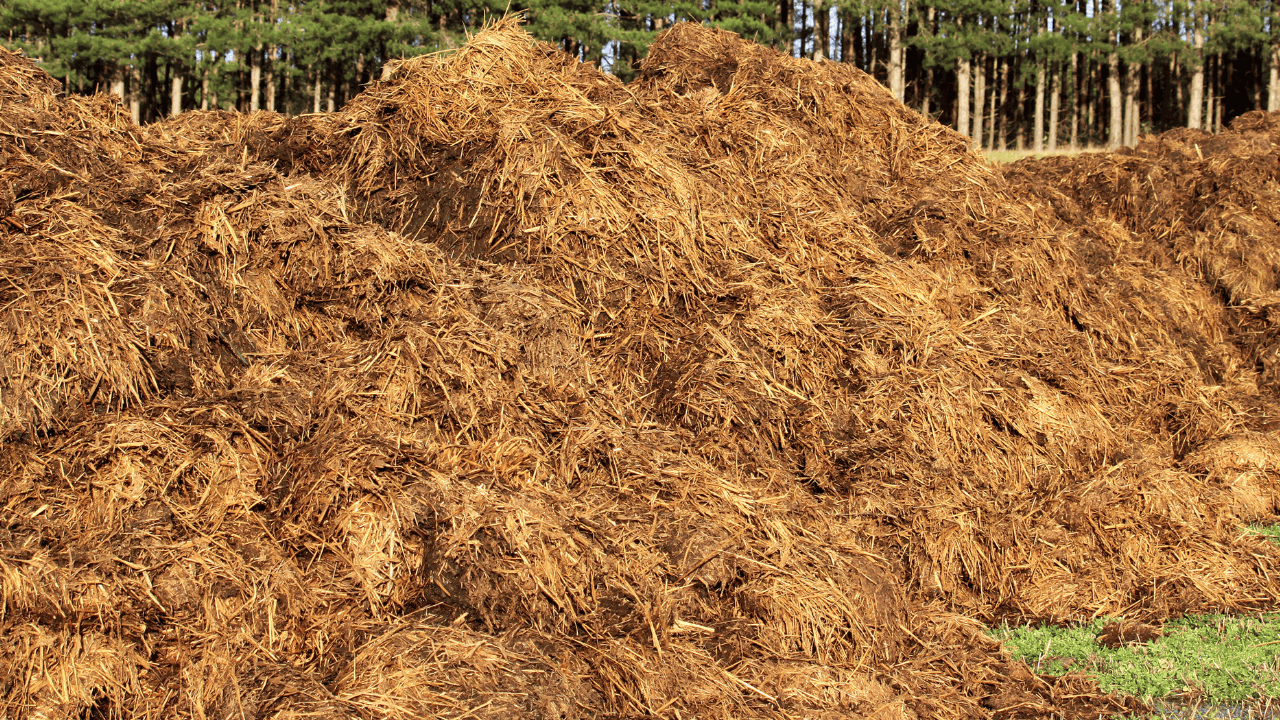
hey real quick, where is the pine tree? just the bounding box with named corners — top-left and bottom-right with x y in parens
top-left (1268, 0), bottom-right (1280, 111)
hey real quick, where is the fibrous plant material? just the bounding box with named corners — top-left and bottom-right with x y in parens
top-left (2, 20), bottom-right (1278, 719)
top-left (1002, 115), bottom-right (1280, 390)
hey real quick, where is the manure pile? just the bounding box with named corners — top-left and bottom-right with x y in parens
top-left (1003, 115), bottom-right (1280, 391)
top-left (3, 18), bottom-right (1280, 720)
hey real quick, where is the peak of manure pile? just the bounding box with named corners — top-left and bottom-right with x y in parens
top-left (2, 17), bottom-right (1278, 720)
top-left (0, 45), bottom-right (61, 106)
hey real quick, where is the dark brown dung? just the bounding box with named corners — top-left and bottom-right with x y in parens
top-left (2, 19), bottom-right (1278, 720)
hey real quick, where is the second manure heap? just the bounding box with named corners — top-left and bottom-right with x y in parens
top-left (4, 18), bottom-right (1280, 720)
top-left (1003, 114), bottom-right (1280, 390)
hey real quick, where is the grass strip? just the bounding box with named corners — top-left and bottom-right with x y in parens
top-left (991, 613), bottom-right (1280, 703)
top-left (990, 526), bottom-right (1280, 718)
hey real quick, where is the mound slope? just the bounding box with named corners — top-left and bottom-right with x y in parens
top-left (1003, 114), bottom-right (1280, 390)
top-left (2, 22), bottom-right (1278, 720)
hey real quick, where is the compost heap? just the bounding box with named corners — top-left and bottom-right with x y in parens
top-left (1002, 114), bottom-right (1280, 391)
top-left (4, 18), bottom-right (1280, 720)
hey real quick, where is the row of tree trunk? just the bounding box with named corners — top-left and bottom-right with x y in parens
top-left (95, 0), bottom-right (414, 122)
top-left (810, 2), bottom-right (1280, 149)
top-left (945, 44), bottom-right (1242, 152)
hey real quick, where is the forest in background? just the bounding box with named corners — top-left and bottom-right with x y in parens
top-left (2, 0), bottom-right (1278, 151)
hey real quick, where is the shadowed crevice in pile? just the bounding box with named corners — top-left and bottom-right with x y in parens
top-left (2, 19), bottom-right (1278, 720)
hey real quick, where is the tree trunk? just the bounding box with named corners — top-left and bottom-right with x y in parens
top-left (379, 2), bottom-right (400, 77)
top-left (313, 73), bottom-right (322, 113)
top-left (129, 63), bottom-right (141, 125)
top-left (1070, 52), bottom-right (1079, 150)
top-left (839, 8), bottom-right (852, 62)
top-left (1143, 56), bottom-right (1152, 136)
top-left (1107, 33), bottom-right (1122, 149)
top-left (1034, 58), bottom-right (1046, 152)
top-left (868, 13), bottom-right (879, 77)
top-left (1270, 40), bottom-right (1280, 112)
top-left (813, 1), bottom-right (828, 61)
top-left (266, 0), bottom-right (279, 111)
top-left (975, 55), bottom-right (986, 150)
top-left (1254, 50), bottom-right (1263, 110)
top-left (1206, 53), bottom-right (1216, 131)
top-left (799, 1), bottom-right (810, 59)
top-left (1015, 80), bottom-right (1026, 150)
top-left (957, 55), bottom-right (971, 139)
top-left (110, 65), bottom-right (125, 100)
top-left (1189, 10), bottom-right (1205, 129)
top-left (1213, 53), bottom-right (1223, 132)
top-left (888, 0), bottom-right (904, 100)
top-left (281, 53), bottom-right (291, 114)
top-left (201, 69), bottom-right (209, 111)
top-left (1086, 57), bottom-right (1097, 143)
top-left (209, 51), bottom-right (221, 110)
top-left (1124, 26), bottom-right (1142, 145)
top-left (834, 12), bottom-right (842, 61)
top-left (327, 63), bottom-right (337, 112)
top-left (266, 48), bottom-right (277, 112)
top-left (250, 48), bottom-right (262, 112)
top-left (1049, 61), bottom-right (1060, 151)
top-left (997, 56), bottom-right (1010, 150)
top-left (170, 72), bottom-right (182, 117)
top-left (1123, 66), bottom-right (1137, 145)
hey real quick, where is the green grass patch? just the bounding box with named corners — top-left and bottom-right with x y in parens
top-left (988, 526), bottom-right (1280, 716)
top-left (991, 615), bottom-right (1280, 704)
top-left (1247, 524), bottom-right (1280, 547)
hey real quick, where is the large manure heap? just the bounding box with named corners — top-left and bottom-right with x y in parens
top-left (3, 18), bottom-right (1279, 720)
